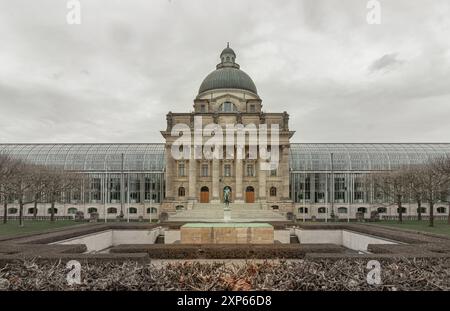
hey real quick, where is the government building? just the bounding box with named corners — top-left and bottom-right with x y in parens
top-left (1, 46), bottom-right (450, 221)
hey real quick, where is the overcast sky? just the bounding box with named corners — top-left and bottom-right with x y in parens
top-left (0, 0), bottom-right (449, 143)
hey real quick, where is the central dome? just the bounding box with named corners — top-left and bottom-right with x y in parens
top-left (198, 44), bottom-right (258, 95)
top-left (199, 67), bottom-right (258, 95)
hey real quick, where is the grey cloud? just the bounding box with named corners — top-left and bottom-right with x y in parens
top-left (0, 0), bottom-right (449, 144)
top-left (369, 53), bottom-right (403, 73)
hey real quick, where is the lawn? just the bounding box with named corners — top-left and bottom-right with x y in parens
top-left (373, 219), bottom-right (450, 236)
top-left (0, 220), bottom-right (81, 237)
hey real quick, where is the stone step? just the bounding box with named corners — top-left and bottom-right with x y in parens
top-left (193, 203), bottom-right (262, 209)
top-left (168, 203), bottom-right (286, 222)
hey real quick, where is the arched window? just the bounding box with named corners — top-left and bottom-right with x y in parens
top-left (178, 187), bottom-right (186, 197)
top-left (338, 207), bottom-right (348, 214)
top-left (88, 207), bottom-right (97, 214)
top-left (129, 207), bottom-right (137, 214)
top-left (270, 187), bottom-right (277, 197)
top-left (377, 207), bottom-right (387, 214)
top-left (271, 205), bottom-right (279, 210)
top-left (396, 207), bottom-right (406, 213)
top-left (220, 101), bottom-right (237, 112)
top-left (298, 207), bottom-right (308, 214)
top-left (175, 205), bottom-right (184, 211)
top-left (107, 207), bottom-right (117, 214)
top-left (47, 208), bottom-right (58, 214)
top-left (67, 208), bottom-right (77, 214)
top-left (28, 208), bottom-right (37, 214)
top-left (147, 207), bottom-right (158, 214)
top-left (7, 208), bottom-right (18, 214)
top-left (357, 207), bottom-right (367, 214)
top-left (318, 207), bottom-right (326, 214)
top-left (417, 207), bottom-right (427, 213)
top-left (437, 207), bottom-right (446, 214)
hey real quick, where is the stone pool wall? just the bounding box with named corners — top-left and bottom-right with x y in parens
top-left (180, 223), bottom-right (274, 244)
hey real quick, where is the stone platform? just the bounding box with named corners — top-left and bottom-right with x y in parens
top-left (169, 203), bottom-right (286, 222)
top-left (180, 223), bottom-right (274, 244)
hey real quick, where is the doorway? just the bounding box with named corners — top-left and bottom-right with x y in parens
top-left (245, 186), bottom-right (255, 203)
top-left (200, 186), bottom-right (209, 203)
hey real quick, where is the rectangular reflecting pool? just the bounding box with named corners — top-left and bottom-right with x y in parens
top-left (294, 229), bottom-right (399, 252)
top-left (51, 228), bottom-right (163, 253)
top-left (50, 227), bottom-right (402, 254)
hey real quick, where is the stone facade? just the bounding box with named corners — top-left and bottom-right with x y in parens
top-left (160, 46), bottom-right (295, 213)
top-left (180, 223), bottom-right (274, 244)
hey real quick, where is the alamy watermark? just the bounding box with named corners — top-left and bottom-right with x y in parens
top-left (66, 0), bottom-right (81, 25)
top-left (367, 0), bottom-right (381, 25)
top-left (366, 260), bottom-right (382, 285)
top-left (66, 260), bottom-right (82, 285)
top-left (170, 116), bottom-right (280, 171)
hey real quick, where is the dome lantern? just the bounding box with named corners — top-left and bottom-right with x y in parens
top-left (198, 44), bottom-right (258, 95)
top-left (220, 42), bottom-right (236, 65)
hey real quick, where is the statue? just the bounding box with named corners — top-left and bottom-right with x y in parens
top-left (190, 112), bottom-right (195, 128)
top-left (236, 112), bottom-right (242, 124)
top-left (223, 186), bottom-right (231, 208)
top-left (259, 112), bottom-right (266, 124)
top-left (166, 112), bottom-right (173, 131)
top-left (282, 111), bottom-right (289, 131)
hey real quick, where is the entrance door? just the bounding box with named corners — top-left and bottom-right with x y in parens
top-left (245, 186), bottom-right (255, 203)
top-left (200, 186), bottom-right (209, 203)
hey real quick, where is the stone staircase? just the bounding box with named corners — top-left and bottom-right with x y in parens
top-left (168, 203), bottom-right (286, 222)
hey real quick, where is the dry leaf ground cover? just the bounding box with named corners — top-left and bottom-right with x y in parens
top-left (0, 258), bottom-right (448, 291)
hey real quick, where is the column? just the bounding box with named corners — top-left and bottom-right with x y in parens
top-left (281, 145), bottom-right (290, 200)
top-left (188, 146), bottom-right (197, 203)
top-left (235, 158), bottom-right (243, 203)
top-left (258, 158), bottom-right (267, 205)
top-left (164, 145), bottom-right (174, 200)
top-left (212, 158), bottom-right (220, 202)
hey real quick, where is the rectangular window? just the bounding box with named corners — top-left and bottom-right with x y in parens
top-left (334, 177), bottom-right (346, 202)
top-left (129, 178), bottom-right (140, 202)
top-left (354, 177), bottom-right (365, 202)
top-left (178, 162), bottom-right (185, 177)
top-left (201, 164), bottom-right (209, 177)
top-left (270, 169), bottom-right (277, 177)
top-left (89, 177), bottom-right (101, 201)
top-left (145, 176), bottom-right (161, 203)
top-left (224, 164), bottom-right (231, 177)
top-left (109, 178), bottom-right (121, 202)
top-left (246, 164), bottom-right (254, 177)
top-left (200, 104), bottom-right (206, 113)
top-left (250, 104), bottom-right (255, 112)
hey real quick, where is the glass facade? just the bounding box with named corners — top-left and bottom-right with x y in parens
top-left (0, 144), bottom-right (165, 204)
top-left (1, 143), bottom-right (450, 207)
top-left (289, 143), bottom-right (450, 204)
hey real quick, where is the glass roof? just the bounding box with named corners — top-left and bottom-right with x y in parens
top-left (290, 143), bottom-right (450, 171)
top-left (0, 144), bottom-right (165, 172)
top-left (2, 143), bottom-right (450, 173)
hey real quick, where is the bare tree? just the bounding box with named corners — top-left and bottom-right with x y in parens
top-left (414, 156), bottom-right (450, 227)
top-left (432, 156), bottom-right (450, 225)
top-left (7, 161), bottom-right (47, 227)
top-left (0, 154), bottom-right (21, 224)
top-left (404, 165), bottom-right (426, 221)
top-left (42, 168), bottom-right (83, 222)
top-left (372, 168), bottom-right (410, 223)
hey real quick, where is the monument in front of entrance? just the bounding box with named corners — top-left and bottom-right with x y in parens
top-left (180, 223), bottom-right (274, 244)
top-left (180, 190), bottom-right (274, 244)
